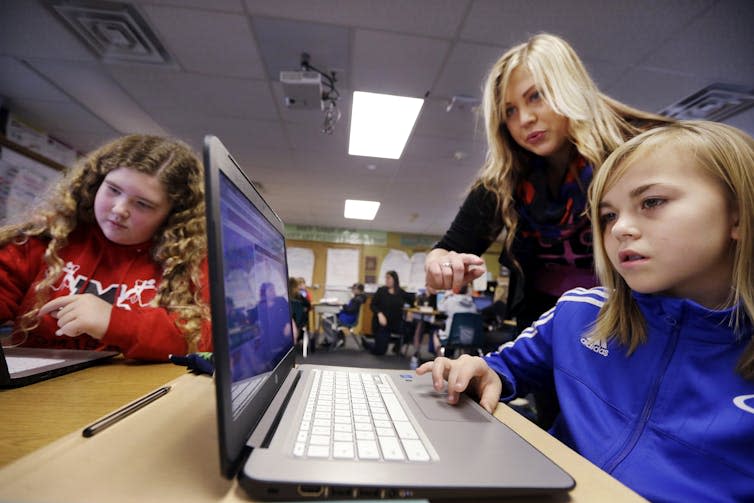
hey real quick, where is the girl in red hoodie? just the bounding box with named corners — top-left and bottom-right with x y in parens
top-left (0, 135), bottom-right (211, 360)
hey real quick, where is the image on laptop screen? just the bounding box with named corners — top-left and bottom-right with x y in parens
top-left (218, 173), bottom-right (293, 418)
top-left (435, 291), bottom-right (446, 307)
top-left (473, 295), bottom-right (493, 311)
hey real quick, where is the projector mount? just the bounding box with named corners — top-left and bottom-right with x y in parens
top-left (279, 52), bottom-right (341, 134)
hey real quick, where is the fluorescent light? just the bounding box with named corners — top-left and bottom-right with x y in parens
top-left (344, 199), bottom-right (381, 220)
top-left (348, 91), bottom-right (424, 159)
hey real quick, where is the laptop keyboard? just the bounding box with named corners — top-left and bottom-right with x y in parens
top-left (293, 369), bottom-right (433, 462)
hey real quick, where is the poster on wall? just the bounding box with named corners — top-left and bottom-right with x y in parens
top-left (286, 247), bottom-right (315, 286)
top-left (324, 248), bottom-right (360, 303)
top-left (0, 147), bottom-right (63, 224)
top-left (378, 249), bottom-right (411, 290)
top-left (326, 248), bottom-right (359, 287)
top-left (407, 252), bottom-right (427, 292)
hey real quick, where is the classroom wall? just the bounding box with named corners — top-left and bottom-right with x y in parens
top-left (287, 227), bottom-right (502, 336)
top-left (286, 230), bottom-right (502, 302)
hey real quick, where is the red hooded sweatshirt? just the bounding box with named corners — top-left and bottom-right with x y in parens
top-left (0, 224), bottom-right (211, 360)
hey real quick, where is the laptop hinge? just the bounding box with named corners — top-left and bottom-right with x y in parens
top-left (246, 368), bottom-right (302, 450)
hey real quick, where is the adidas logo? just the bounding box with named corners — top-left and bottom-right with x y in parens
top-left (580, 336), bottom-right (609, 357)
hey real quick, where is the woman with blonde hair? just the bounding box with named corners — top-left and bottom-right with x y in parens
top-left (420, 121), bottom-right (754, 501)
top-left (426, 33), bottom-right (674, 426)
top-left (0, 134), bottom-right (211, 360)
top-left (426, 33), bottom-right (673, 331)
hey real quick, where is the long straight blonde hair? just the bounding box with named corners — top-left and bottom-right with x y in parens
top-left (477, 33), bottom-right (672, 271)
top-left (588, 121), bottom-right (754, 379)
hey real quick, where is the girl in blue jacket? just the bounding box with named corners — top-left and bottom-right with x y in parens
top-left (418, 121), bottom-right (754, 503)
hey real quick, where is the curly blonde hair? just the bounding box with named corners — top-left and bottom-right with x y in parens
top-left (476, 33), bottom-right (673, 273)
top-left (588, 121), bottom-right (754, 379)
top-left (0, 134), bottom-right (209, 351)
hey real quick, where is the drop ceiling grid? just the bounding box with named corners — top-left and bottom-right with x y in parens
top-left (0, 0), bottom-right (752, 236)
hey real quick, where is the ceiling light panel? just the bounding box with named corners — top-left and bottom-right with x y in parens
top-left (348, 91), bottom-right (423, 159)
top-left (344, 199), bottom-right (380, 220)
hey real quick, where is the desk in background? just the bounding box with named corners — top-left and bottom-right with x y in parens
top-left (403, 306), bottom-right (445, 324)
top-left (0, 361), bottom-right (646, 502)
top-left (312, 301), bottom-right (342, 333)
top-left (313, 302), bottom-right (342, 317)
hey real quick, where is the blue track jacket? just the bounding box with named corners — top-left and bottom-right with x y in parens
top-left (484, 287), bottom-right (754, 503)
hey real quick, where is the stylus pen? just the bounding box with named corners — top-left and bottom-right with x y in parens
top-left (82, 385), bottom-right (171, 438)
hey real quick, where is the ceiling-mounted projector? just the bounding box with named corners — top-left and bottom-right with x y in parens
top-left (279, 70), bottom-right (323, 109)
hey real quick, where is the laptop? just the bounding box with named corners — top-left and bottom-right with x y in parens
top-left (472, 295), bottom-right (494, 312)
top-left (0, 342), bottom-right (118, 388)
top-left (435, 291), bottom-right (446, 308)
top-left (203, 135), bottom-right (575, 500)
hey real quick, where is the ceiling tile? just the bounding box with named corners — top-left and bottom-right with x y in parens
top-left (286, 121), bottom-right (348, 154)
top-left (413, 97), bottom-right (485, 141)
top-left (130, 0), bottom-right (245, 13)
top-left (142, 5), bottom-right (266, 79)
top-left (460, 0), bottom-right (715, 63)
top-left (432, 42), bottom-right (504, 100)
top-left (641, 0), bottom-right (754, 85)
top-left (0, 57), bottom-right (69, 102)
top-left (1, 0), bottom-right (750, 237)
top-left (0, 0), bottom-right (95, 62)
top-left (28, 59), bottom-right (166, 135)
top-left (252, 16), bottom-right (351, 88)
top-left (352, 30), bottom-right (450, 97)
top-left (244, 0), bottom-right (470, 37)
top-left (603, 66), bottom-right (710, 113)
top-left (9, 98), bottom-right (115, 135)
top-left (722, 107), bottom-right (754, 137)
top-left (108, 66), bottom-right (278, 119)
top-left (402, 134), bottom-right (485, 167)
top-left (160, 113), bottom-right (289, 151)
top-left (291, 150), bottom-right (402, 178)
top-left (46, 128), bottom-right (121, 155)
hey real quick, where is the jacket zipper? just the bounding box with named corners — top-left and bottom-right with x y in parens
top-left (603, 315), bottom-right (681, 474)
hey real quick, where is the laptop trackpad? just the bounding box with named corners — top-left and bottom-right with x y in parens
top-left (410, 390), bottom-right (487, 422)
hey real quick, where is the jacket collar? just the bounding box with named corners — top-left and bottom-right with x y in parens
top-left (632, 291), bottom-right (751, 344)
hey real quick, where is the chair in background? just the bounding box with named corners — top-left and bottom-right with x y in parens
top-left (480, 300), bottom-right (517, 353)
top-left (440, 312), bottom-right (485, 359)
top-left (388, 323), bottom-right (411, 357)
top-left (336, 315), bottom-right (360, 348)
top-left (320, 309), bottom-right (361, 351)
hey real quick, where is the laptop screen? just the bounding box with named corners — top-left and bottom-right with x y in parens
top-left (205, 135), bottom-right (299, 477)
top-left (435, 291), bottom-right (445, 307)
top-left (218, 172), bottom-right (293, 417)
top-left (472, 295), bottom-right (493, 311)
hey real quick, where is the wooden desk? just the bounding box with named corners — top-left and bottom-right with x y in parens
top-left (403, 306), bottom-right (445, 323)
top-left (0, 358), bottom-right (185, 467)
top-left (0, 365), bottom-right (646, 502)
